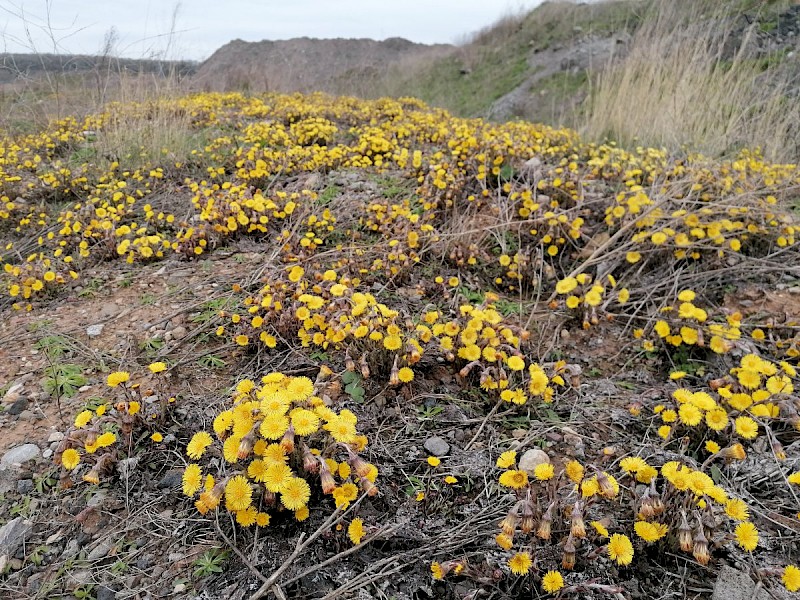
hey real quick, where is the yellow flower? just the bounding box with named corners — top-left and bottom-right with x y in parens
top-left (725, 498), bottom-right (749, 521)
top-left (626, 251), bottom-right (641, 263)
top-left (444, 475), bottom-right (458, 484)
top-left (397, 367), bottom-right (414, 383)
top-left (734, 416), bottom-right (758, 439)
top-left (705, 440), bottom-right (720, 454)
top-left (264, 463), bottom-right (294, 493)
top-left (61, 448), bottom-right (80, 470)
top-left (383, 335), bottom-right (402, 351)
top-left (431, 562), bottom-right (444, 580)
top-left (783, 565), bottom-right (800, 592)
top-left (495, 532), bottom-right (513, 550)
top-left (542, 570), bottom-right (564, 593)
top-left (734, 521), bottom-right (758, 551)
top-left (705, 409), bottom-right (728, 431)
top-left (96, 432), bottom-right (116, 448)
top-left (348, 518), bottom-right (365, 544)
top-left (607, 533), bottom-right (634, 565)
top-left (151, 432), bottom-right (163, 443)
top-left (496, 450), bottom-right (517, 469)
top-left (290, 409), bottom-right (320, 436)
top-left (634, 521), bottom-right (667, 543)
top-left (225, 475), bottom-right (252, 512)
top-left (295, 506), bottom-right (310, 522)
top-left (498, 469), bottom-right (529, 489)
top-left (427, 456), bottom-right (441, 467)
top-left (788, 472), bottom-right (800, 485)
top-left (332, 483), bottom-right (359, 508)
top-left (74, 410), bottom-right (93, 428)
top-left (182, 464), bottom-right (203, 496)
top-left (555, 277), bottom-right (578, 294)
top-left (288, 265), bottom-right (304, 282)
top-left (508, 551), bottom-right (532, 575)
top-left (280, 477), bottom-right (311, 510)
top-left (565, 460), bottom-right (584, 483)
top-left (534, 463), bottom-right (554, 481)
top-left (654, 320), bottom-right (670, 338)
top-left (678, 403), bottom-right (702, 426)
top-left (107, 371), bottom-right (130, 387)
top-left (506, 355), bottom-right (525, 371)
top-left (187, 431), bottom-right (213, 459)
top-left (590, 520), bottom-right (609, 538)
top-left (148, 361), bottom-right (167, 373)
top-left (236, 506), bottom-right (258, 527)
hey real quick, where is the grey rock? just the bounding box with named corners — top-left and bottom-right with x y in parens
top-left (87, 489), bottom-right (107, 508)
top-left (116, 457), bottom-right (139, 480)
top-left (518, 448), bottom-right (550, 476)
top-left (712, 565), bottom-right (770, 600)
top-left (424, 436), bottom-right (450, 457)
top-left (42, 449), bottom-right (53, 460)
top-left (96, 585), bottom-right (118, 600)
top-left (7, 397), bottom-right (28, 415)
top-left (66, 568), bottom-right (92, 589)
top-left (87, 540), bottom-right (113, 561)
top-left (0, 517), bottom-right (32, 557)
top-left (47, 431), bottom-right (65, 443)
top-left (16, 410), bottom-right (35, 422)
top-left (16, 479), bottom-right (34, 495)
top-left (86, 324), bottom-right (105, 338)
top-left (1, 444), bottom-right (40, 466)
top-left (26, 571), bottom-right (44, 593)
top-left (157, 469), bottom-right (184, 489)
top-left (170, 325), bottom-right (188, 339)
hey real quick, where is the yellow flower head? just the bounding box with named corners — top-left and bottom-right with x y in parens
top-left (499, 469), bottom-right (529, 489)
top-left (542, 570), bottom-right (564, 593)
top-left (107, 371), bottom-right (130, 387)
top-left (496, 450), bottom-right (517, 469)
top-left (280, 477), bottom-right (311, 511)
top-left (508, 551), bottom-right (532, 576)
top-left (61, 448), bottom-right (80, 470)
top-left (348, 518), bottom-right (365, 545)
top-left (607, 533), bottom-right (634, 565)
top-left (187, 431), bottom-right (213, 459)
top-left (225, 475), bottom-right (253, 512)
top-left (735, 521), bottom-right (758, 551)
top-left (148, 362), bottom-right (167, 374)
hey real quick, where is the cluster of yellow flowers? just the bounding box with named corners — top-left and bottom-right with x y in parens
top-left (553, 272), bottom-right (629, 328)
top-left (652, 353), bottom-right (797, 446)
top-left (181, 371), bottom-right (377, 525)
top-left (488, 444), bottom-right (774, 590)
top-left (54, 363), bottom-right (171, 485)
top-left (3, 91), bottom-right (797, 319)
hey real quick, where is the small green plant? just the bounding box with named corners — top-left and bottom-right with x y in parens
top-left (43, 363), bottom-right (87, 399)
top-left (78, 278), bottom-right (103, 298)
top-left (139, 337), bottom-right (164, 355)
top-left (27, 545), bottom-right (48, 567)
top-left (342, 370), bottom-right (365, 403)
top-left (197, 354), bottom-right (226, 368)
top-left (318, 183), bottom-right (341, 205)
top-left (139, 293), bottom-right (157, 306)
top-left (73, 584), bottom-right (95, 600)
top-left (34, 468), bottom-right (58, 494)
top-left (192, 549), bottom-right (229, 578)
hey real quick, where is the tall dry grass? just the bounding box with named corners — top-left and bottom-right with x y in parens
top-left (583, 0), bottom-right (800, 162)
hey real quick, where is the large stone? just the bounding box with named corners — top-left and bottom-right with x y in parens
top-left (0, 517), bottom-right (32, 558)
top-left (87, 539), bottom-right (113, 562)
top-left (1, 444), bottom-right (40, 466)
top-left (423, 436), bottom-right (450, 457)
top-left (518, 448), bottom-right (550, 476)
top-left (712, 566), bottom-right (770, 600)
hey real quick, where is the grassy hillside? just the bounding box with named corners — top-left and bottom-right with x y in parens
top-left (371, 0), bottom-right (800, 161)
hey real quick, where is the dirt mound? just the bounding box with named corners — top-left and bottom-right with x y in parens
top-left (194, 36), bottom-right (452, 93)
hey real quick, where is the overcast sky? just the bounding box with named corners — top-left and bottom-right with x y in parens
top-left (0, 1), bottom-right (547, 61)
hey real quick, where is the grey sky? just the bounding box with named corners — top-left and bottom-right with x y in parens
top-left (0, 1), bottom-right (545, 61)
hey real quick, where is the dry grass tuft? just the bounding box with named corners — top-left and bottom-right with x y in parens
top-left (584, 0), bottom-right (800, 162)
